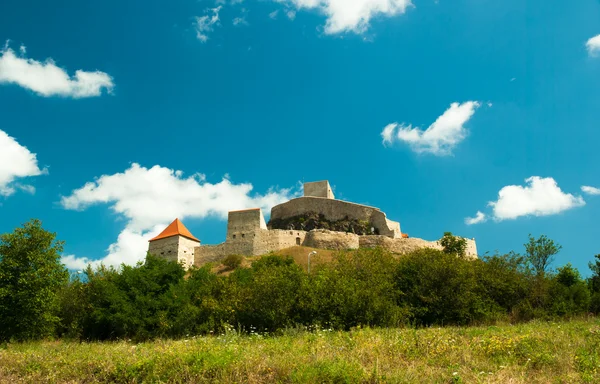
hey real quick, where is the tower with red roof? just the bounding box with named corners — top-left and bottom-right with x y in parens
top-left (148, 218), bottom-right (200, 269)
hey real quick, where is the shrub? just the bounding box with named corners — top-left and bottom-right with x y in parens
top-left (222, 254), bottom-right (244, 270)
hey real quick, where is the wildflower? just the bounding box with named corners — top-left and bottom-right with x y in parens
top-left (453, 372), bottom-right (458, 376)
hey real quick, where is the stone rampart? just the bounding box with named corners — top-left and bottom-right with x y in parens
top-left (304, 230), bottom-right (360, 250)
top-left (270, 197), bottom-right (401, 238)
top-left (359, 235), bottom-right (478, 258)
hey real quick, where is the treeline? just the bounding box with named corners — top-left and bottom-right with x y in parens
top-left (1, 220), bottom-right (600, 342)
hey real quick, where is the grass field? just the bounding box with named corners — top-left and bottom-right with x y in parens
top-left (1, 318), bottom-right (599, 383)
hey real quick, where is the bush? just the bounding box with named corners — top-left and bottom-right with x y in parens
top-left (0, 219), bottom-right (69, 341)
top-left (222, 254), bottom-right (244, 270)
top-left (395, 248), bottom-right (491, 325)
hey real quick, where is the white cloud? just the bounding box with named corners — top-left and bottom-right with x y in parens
top-left (380, 123), bottom-right (396, 146)
top-left (276, 0), bottom-right (412, 34)
top-left (488, 177), bottom-right (585, 221)
top-left (465, 211), bottom-right (486, 225)
top-left (233, 16), bottom-right (248, 26)
top-left (0, 44), bottom-right (113, 98)
top-left (270, 10), bottom-right (280, 19)
top-left (582, 185), bottom-right (600, 196)
top-left (287, 10), bottom-right (297, 20)
top-left (195, 6), bottom-right (222, 42)
top-left (382, 101), bottom-right (480, 156)
top-left (60, 163), bottom-right (299, 268)
top-left (586, 34), bottom-right (600, 57)
top-left (0, 129), bottom-right (44, 197)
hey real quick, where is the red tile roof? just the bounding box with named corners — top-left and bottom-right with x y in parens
top-left (148, 218), bottom-right (200, 242)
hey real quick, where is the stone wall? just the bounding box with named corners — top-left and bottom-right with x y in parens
top-left (304, 230), bottom-right (360, 250)
top-left (359, 235), bottom-right (478, 258)
top-left (253, 229), bottom-right (307, 255)
top-left (149, 235), bottom-right (199, 268)
top-left (270, 197), bottom-right (401, 238)
top-left (194, 228), bottom-right (308, 266)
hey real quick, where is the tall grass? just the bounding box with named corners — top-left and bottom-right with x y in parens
top-left (1, 318), bottom-right (599, 383)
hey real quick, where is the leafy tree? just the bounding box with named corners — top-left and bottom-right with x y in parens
top-left (0, 219), bottom-right (69, 341)
top-left (549, 263), bottom-right (590, 317)
top-left (82, 256), bottom-right (185, 340)
top-left (587, 254), bottom-right (600, 313)
top-left (524, 234), bottom-right (562, 276)
top-left (440, 232), bottom-right (467, 257)
top-left (395, 248), bottom-right (488, 326)
top-left (588, 254), bottom-right (600, 293)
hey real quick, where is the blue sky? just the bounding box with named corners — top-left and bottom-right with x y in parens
top-left (0, 0), bottom-right (599, 274)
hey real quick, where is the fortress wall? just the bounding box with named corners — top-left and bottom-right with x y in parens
top-left (194, 243), bottom-right (232, 265)
top-left (359, 236), bottom-right (478, 258)
top-left (194, 230), bottom-right (308, 265)
top-left (304, 230), bottom-right (360, 250)
top-left (253, 229), bottom-right (308, 255)
top-left (270, 197), bottom-right (401, 238)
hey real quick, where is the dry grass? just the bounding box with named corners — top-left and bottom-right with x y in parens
top-left (1, 318), bottom-right (600, 383)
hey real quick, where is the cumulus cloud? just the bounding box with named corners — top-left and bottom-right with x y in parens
top-left (60, 163), bottom-right (299, 268)
top-left (0, 43), bottom-right (113, 98)
top-left (382, 101), bottom-right (480, 156)
top-left (276, 0), bottom-right (412, 34)
top-left (465, 211), bottom-right (486, 225)
top-left (195, 6), bottom-right (222, 42)
top-left (487, 177), bottom-right (585, 221)
top-left (0, 129), bottom-right (44, 197)
top-left (582, 185), bottom-right (600, 196)
top-left (586, 34), bottom-right (600, 57)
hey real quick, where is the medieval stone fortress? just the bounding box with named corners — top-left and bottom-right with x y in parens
top-left (148, 181), bottom-right (478, 268)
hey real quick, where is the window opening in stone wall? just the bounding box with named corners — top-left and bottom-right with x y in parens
top-left (233, 235), bottom-right (236, 239)
top-left (242, 234), bottom-right (245, 238)
top-left (296, 237), bottom-right (301, 245)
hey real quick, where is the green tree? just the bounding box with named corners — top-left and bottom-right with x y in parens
top-left (587, 254), bottom-right (600, 313)
top-left (524, 234), bottom-right (562, 276)
top-left (440, 232), bottom-right (467, 257)
top-left (0, 219), bottom-right (69, 341)
top-left (588, 254), bottom-right (600, 293)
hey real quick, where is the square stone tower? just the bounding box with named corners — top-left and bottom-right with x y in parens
top-left (226, 208), bottom-right (267, 240)
top-left (304, 180), bottom-right (335, 199)
top-left (148, 218), bottom-right (200, 269)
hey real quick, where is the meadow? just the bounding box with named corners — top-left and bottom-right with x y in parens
top-left (1, 318), bottom-right (599, 383)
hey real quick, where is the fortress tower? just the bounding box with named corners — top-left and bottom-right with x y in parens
top-left (148, 218), bottom-right (200, 269)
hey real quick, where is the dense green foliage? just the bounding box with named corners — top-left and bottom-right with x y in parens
top-left (54, 247), bottom-right (599, 341)
top-left (2, 220), bottom-right (600, 342)
top-left (0, 219), bottom-right (69, 341)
